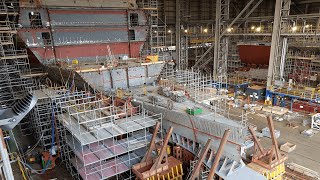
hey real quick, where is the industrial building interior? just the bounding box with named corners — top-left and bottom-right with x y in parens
top-left (0, 0), bottom-right (320, 179)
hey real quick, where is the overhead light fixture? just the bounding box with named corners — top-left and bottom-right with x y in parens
top-left (256, 27), bottom-right (261, 32)
top-left (7, 3), bottom-right (14, 8)
top-left (154, 30), bottom-right (157, 33)
top-left (203, 29), bottom-right (208, 33)
top-left (251, 26), bottom-right (255, 30)
top-left (227, 28), bottom-right (232, 32)
top-left (184, 29), bottom-right (188, 33)
top-left (168, 30), bottom-right (172, 33)
top-left (304, 25), bottom-right (310, 28)
top-left (292, 26), bottom-right (298, 32)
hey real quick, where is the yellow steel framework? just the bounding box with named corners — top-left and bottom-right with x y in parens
top-left (274, 85), bottom-right (320, 100)
top-left (248, 162), bottom-right (285, 180)
top-left (146, 163), bottom-right (183, 180)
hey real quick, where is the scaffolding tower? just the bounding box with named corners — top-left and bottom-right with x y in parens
top-left (0, 0), bottom-right (33, 107)
top-left (26, 87), bottom-right (67, 150)
top-left (286, 51), bottom-right (320, 87)
top-left (54, 91), bottom-right (163, 180)
top-left (139, 0), bottom-right (166, 58)
top-left (161, 69), bottom-right (228, 117)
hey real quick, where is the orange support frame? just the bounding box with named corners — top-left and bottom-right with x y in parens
top-left (249, 116), bottom-right (288, 170)
top-left (133, 127), bottom-right (179, 180)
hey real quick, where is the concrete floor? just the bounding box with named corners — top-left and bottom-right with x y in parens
top-left (13, 161), bottom-right (73, 180)
top-left (11, 129), bottom-right (73, 180)
top-left (230, 107), bottom-right (320, 173)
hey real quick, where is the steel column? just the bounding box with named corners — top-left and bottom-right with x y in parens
top-left (213, 0), bottom-right (221, 78)
top-left (267, 0), bottom-right (291, 89)
top-left (279, 37), bottom-right (288, 79)
top-left (267, 0), bottom-right (281, 88)
top-left (176, 0), bottom-right (181, 69)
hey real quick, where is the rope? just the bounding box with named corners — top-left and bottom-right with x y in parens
top-left (16, 156), bottom-right (27, 180)
top-left (18, 159), bottom-right (52, 175)
top-left (15, 104), bottom-right (57, 175)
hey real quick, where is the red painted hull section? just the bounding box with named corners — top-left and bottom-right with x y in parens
top-left (292, 100), bottom-right (319, 113)
top-left (29, 42), bottom-right (144, 63)
top-left (238, 45), bottom-right (271, 65)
